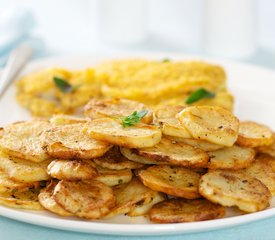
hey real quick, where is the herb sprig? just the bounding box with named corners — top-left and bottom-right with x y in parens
top-left (53, 76), bottom-right (80, 93)
top-left (185, 88), bottom-right (215, 104)
top-left (122, 110), bottom-right (148, 127)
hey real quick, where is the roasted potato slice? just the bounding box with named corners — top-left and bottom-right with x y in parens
top-left (50, 114), bottom-right (89, 125)
top-left (138, 165), bottom-right (201, 199)
top-left (38, 181), bottom-right (73, 216)
top-left (149, 199), bottom-right (225, 223)
top-left (42, 123), bottom-right (112, 159)
top-left (53, 180), bottom-right (116, 219)
top-left (237, 121), bottom-right (274, 148)
top-left (0, 152), bottom-right (50, 182)
top-left (84, 98), bottom-right (153, 124)
top-left (199, 171), bottom-right (271, 212)
top-left (0, 168), bottom-right (39, 193)
top-left (0, 188), bottom-right (42, 210)
top-left (0, 120), bottom-right (50, 162)
top-left (165, 135), bottom-right (223, 151)
top-left (85, 118), bottom-right (162, 148)
top-left (155, 105), bottom-right (191, 138)
top-left (94, 146), bottom-right (143, 170)
top-left (105, 178), bottom-right (159, 218)
top-left (257, 133), bottom-right (275, 158)
top-left (120, 147), bottom-right (165, 165)
top-left (135, 138), bottom-right (209, 168)
top-left (177, 106), bottom-right (239, 147)
top-left (47, 159), bottom-right (97, 180)
top-left (208, 145), bottom-right (255, 170)
top-left (95, 166), bottom-right (132, 187)
top-left (235, 154), bottom-right (275, 195)
top-left (127, 192), bottom-right (165, 217)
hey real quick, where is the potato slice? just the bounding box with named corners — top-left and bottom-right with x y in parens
top-left (50, 114), bottom-right (89, 125)
top-left (0, 168), bottom-right (39, 193)
top-left (0, 120), bottom-right (50, 162)
top-left (208, 145), bottom-right (255, 170)
top-left (120, 147), bottom-right (165, 165)
top-left (95, 166), bottom-right (132, 187)
top-left (257, 133), bottom-right (275, 158)
top-left (127, 192), bottom-right (165, 217)
top-left (47, 159), bottom-right (97, 180)
top-left (138, 165), bottom-right (201, 199)
top-left (105, 178), bottom-right (159, 218)
top-left (85, 118), bottom-right (162, 148)
top-left (237, 121), bottom-right (274, 148)
top-left (84, 98), bottom-right (153, 124)
top-left (135, 138), bottom-right (209, 168)
top-left (0, 152), bottom-right (50, 182)
top-left (0, 188), bottom-right (42, 210)
top-left (53, 180), bottom-right (116, 219)
top-left (199, 171), bottom-right (271, 212)
top-left (38, 181), bottom-right (73, 216)
top-left (94, 146), bottom-right (143, 170)
top-left (235, 154), bottom-right (275, 195)
top-left (165, 135), bottom-right (223, 151)
top-left (177, 106), bottom-right (239, 147)
top-left (155, 105), bottom-right (191, 138)
top-left (149, 199), bottom-right (225, 223)
top-left (42, 123), bottom-right (112, 159)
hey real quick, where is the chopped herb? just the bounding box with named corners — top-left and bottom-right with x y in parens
top-left (185, 88), bottom-right (215, 104)
top-left (162, 58), bottom-right (170, 63)
top-left (53, 76), bottom-right (78, 93)
top-left (122, 110), bottom-right (148, 127)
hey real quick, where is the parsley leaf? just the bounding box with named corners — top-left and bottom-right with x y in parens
top-left (122, 110), bottom-right (148, 127)
top-left (185, 88), bottom-right (215, 104)
top-left (53, 76), bottom-right (75, 93)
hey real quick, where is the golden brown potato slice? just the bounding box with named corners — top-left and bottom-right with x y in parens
top-left (135, 138), bottom-right (209, 168)
top-left (84, 98), bottom-right (153, 124)
top-left (127, 192), bottom-right (165, 217)
top-left (177, 106), bottom-right (239, 147)
top-left (0, 120), bottom-right (51, 162)
top-left (42, 123), bottom-right (112, 159)
top-left (50, 114), bottom-right (89, 125)
top-left (235, 154), bottom-right (275, 195)
top-left (138, 165), bottom-right (201, 199)
top-left (237, 121), bottom-right (274, 148)
top-left (0, 168), bottom-right (39, 193)
top-left (155, 105), bottom-right (191, 138)
top-left (199, 171), bottom-right (271, 212)
top-left (105, 178), bottom-right (159, 218)
top-left (0, 188), bottom-right (42, 210)
top-left (0, 152), bottom-right (50, 182)
top-left (95, 166), bottom-right (132, 187)
top-left (149, 199), bottom-right (225, 223)
top-left (38, 181), bottom-right (73, 216)
top-left (85, 118), bottom-right (162, 148)
top-left (53, 180), bottom-right (116, 219)
top-left (47, 159), bottom-right (97, 180)
top-left (164, 135), bottom-right (223, 151)
top-left (257, 133), bottom-right (275, 158)
top-left (208, 145), bottom-right (255, 170)
top-left (120, 147), bottom-right (165, 165)
top-left (93, 146), bottom-right (143, 170)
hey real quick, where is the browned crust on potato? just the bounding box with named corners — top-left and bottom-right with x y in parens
top-left (149, 199), bottom-right (225, 223)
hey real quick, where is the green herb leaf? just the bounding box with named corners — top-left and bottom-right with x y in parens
top-left (162, 58), bottom-right (170, 63)
top-left (122, 110), bottom-right (148, 127)
top-left (185, 88), bottom-right (215, 104)
top-left (53, 76), bottom-right (74, 93)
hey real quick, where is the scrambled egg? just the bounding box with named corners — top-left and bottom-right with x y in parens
top-left (16, 60), bottom-right (233, 117)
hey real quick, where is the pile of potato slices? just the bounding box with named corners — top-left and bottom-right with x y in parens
top-left (0, 97), bottom-right (274, 223)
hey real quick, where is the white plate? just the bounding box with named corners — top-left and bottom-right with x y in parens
top-left (0, 52), bottom-right (275, 236)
